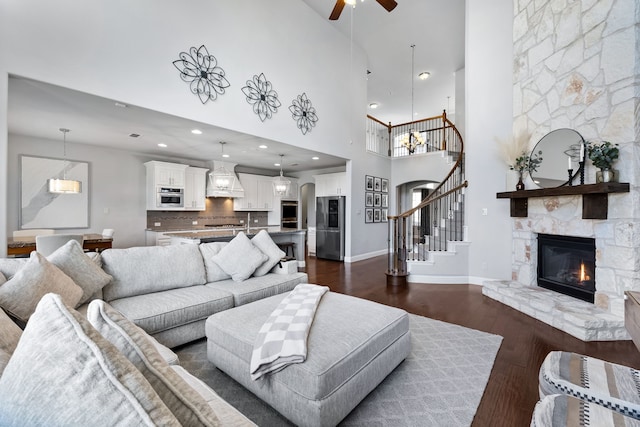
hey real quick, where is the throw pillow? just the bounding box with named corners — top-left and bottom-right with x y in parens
top-left (0, 252), bottom-right (83, 322)
top-left (251, 230), bottom-right (286, 277)
top-left (0, 308), bottom-right (22, 376)
top-left (0, 258), bottom-right (28, 280)
top-left (198, 242), bottom-right (231, 282)
top-left (87, 300), bottom-right (220, 426)
top-left (211, 232), bottom-right (267, 282)
top-left (48, 240), bottom-right (113, 305)
top-left (0, 271), bottom-right (5, 286)
top-left (0, 294), bottom-right (180, 426)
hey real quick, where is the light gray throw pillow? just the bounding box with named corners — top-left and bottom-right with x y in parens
top-left (211, 232), bottom-right (268, 282)
top-left (48, 240), bottom-right (113, 305)
top-left (0, 293), bottom-right (180, 426)
top-left (0, 308), bottom-right (22, 376)
top-left (87, 300), bottom-right (220, 426)
top-left (0, 252), bottom-right (83, 322)
top-left (251, 230), bottom-right (286, 277)
top-left (198, 242), bottom-right (231, 282)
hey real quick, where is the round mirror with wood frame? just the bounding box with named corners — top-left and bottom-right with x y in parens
top-left (530, 128), bottom-right (585, 188)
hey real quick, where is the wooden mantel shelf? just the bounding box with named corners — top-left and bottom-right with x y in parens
top-left (496, 182), bottom-right (630, 219)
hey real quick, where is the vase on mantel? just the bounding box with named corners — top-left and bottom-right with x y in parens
top-left (596, 168), bottom-right (618, 183)
top-left (516, 171), bottom-right (525, 190)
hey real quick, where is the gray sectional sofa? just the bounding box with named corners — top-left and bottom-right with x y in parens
top-left (0, 231), bottom-right (309, 425)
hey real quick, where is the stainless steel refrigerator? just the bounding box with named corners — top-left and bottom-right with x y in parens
top-left (316, 196), bottom-right (345, 261)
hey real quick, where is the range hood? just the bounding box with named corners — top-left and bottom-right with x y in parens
top-left (206, 161), bottom-right (245, 198)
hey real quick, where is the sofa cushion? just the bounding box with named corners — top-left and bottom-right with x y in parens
top-left (48, 240), bottom-right (113, 305)
top-left (0, 258), bottom-right (28, 280)
top-left (198, 242), bottom-right (231, 282)
top-left (0, 308), bottom-right (22, 376)
top-left (0, 294), bottom-right (180, 426)
top-left (211, 232), bottom-right (267, 282)
top-left (87, 300), bottom-right (220, 426)
top-left (251, 230), bottom-right (286, 277)
top-left (102, 244), bottom-right (206, 301)
top-left (171, 365), bottom-right (256, 426)
top-left (108, 285), bottom-right (234, 336)
top-left (206, 272), bottom-right (309, 306)
top-left (0, 251), bottom-right (83, 322)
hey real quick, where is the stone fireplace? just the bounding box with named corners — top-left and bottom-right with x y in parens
top-left (483, 193), bottom-right (636, 341)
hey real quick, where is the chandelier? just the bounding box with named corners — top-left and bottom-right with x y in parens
top-left (48, 128), bottom-right (82, 194)
top-left (209, 141), bottom-right (236, 192)
top-left (272, 154), bottom-right (291, 196)
top-left (401, 44), bottom-right (425, 154)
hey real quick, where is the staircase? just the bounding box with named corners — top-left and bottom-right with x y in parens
top-left (370, 111), bottom-right (467, 287)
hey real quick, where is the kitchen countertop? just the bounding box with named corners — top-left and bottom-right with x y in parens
top-left (164, 227), bottom-right (305, 240)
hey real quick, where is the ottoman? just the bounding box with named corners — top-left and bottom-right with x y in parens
top-left (205, 291), bottom-right (411, 427)
top-left (531, 394), bottom-right (640, 427)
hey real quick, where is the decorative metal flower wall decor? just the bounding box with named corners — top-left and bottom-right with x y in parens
top-left (289, 93), bottom-right (318, 135)
top-left (172, 45), bottom-right (230, 104)
top-left (241, 73), bottom-right (281, 122)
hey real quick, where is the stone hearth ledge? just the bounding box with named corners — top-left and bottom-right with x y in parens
top-left (482, 280), bottom-right (629, 342)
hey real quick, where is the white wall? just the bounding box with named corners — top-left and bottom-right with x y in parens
top-left (0, 0), bottom-right (389, 258)
top-left (464, 0), bottom-right (514, 281)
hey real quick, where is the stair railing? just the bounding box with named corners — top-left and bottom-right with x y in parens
top-left (384, 111), bottom-right (467, 285)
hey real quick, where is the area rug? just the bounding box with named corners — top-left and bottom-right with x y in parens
top-left (175, 314), bottom-right (503, 426)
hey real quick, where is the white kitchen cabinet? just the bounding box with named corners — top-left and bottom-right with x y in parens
top-left (145, 161), bottom-right (188, 211)
top-left (314, 172), bottom-right (348, 197)
top-left (233, 173), bottom-right (275, 211)
top-left (184, 167), bottom-right (208, 211)
top-left (147, 161), bottom-right (187, 187)
top-left (145, 231), bottom-right (173, 246)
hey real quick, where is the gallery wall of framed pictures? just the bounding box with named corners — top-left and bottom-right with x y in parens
top-left (365, 175), bottom-right (388, 224)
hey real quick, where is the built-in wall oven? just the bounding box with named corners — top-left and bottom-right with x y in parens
top-left (156, 187), bottom-right (184, 208)
top-left (281, 201), bottom-right (298, 229)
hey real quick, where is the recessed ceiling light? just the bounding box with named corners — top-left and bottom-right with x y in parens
top-left (418, 72), bottom-right (431, 80)
top-left (274, 163), bottom-right (281, 167)
top-left (157, 143), bottom-right (167, 148)
top-left (312, 156), bottom-right (319, 160)
top-left (191, 129), bottom-right (202, 135)
top-left (222, 154), bottom-right (230, 158)
top-left (114, 102), bottom-right (128, 108)
top-left (369, 103), bottom-right (379, 109)
top-left (259, 144), bottom-right (268, 149)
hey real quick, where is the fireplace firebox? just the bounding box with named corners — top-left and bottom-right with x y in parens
top-left (537, 234), bottom-right (596, 303)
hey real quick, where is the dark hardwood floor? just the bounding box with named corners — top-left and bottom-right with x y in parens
top-left (303, 255), bottom-right (640, 426)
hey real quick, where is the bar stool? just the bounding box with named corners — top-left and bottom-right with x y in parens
top-left (277, 242), bottom-right (296, 259)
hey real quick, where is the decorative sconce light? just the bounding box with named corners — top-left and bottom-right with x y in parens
top-left (48, 128), bottom-right (82, 194)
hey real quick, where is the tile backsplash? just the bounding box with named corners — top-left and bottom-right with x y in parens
top-left (147, 198), bottom-right (268, 230)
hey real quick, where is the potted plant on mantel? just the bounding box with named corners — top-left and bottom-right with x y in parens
top-left (509, 150), bottom-right (543, 190)
top-left (587, 141), bottom-right (619, 183)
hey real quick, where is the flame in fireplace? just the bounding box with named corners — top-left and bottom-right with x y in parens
top-left (580, 262), bottom-right (590, 282)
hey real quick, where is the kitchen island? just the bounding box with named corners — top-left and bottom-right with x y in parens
top-left (164, 227), bottom-right (306, 267)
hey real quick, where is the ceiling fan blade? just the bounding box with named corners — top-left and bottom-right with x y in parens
top-left (376, 0), bottom-right (398, 12)
top-left (329, 0), bottom-right (346, 20)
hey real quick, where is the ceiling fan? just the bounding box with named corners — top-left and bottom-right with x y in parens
top-left (329, 0), bottom-right (398, 20)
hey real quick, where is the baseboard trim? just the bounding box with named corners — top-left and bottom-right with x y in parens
top-left (407, 275), bottom-right (494, 285)
top-left (345, 249), bottom-right (387, 263)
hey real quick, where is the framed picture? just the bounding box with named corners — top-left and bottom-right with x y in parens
top-left (365, 175), bottom-right (374, 191)
top-left (20, 155), bottom-right (89, 229)
top-left (365, 208), bottom-right (373, 223)
top-left (381, 208), bottom-right (388, 222)
top-left (374, 177), bottom-right (382, 191)
top-left (381, 194), bottom-right (388, 208)
top-left (373, 208), bottom-right (381, 223)
top-left (381, 178), bottom-right (388, 193)
top-left (374, 193), bottom-right (381, 207)
top-left (365, 192), bottom-right (374, 207)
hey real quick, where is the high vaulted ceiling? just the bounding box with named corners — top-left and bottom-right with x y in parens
top-left (301, 0), bottom-right (465, 125)
top-left (7, 1), bottom-right (465, 172)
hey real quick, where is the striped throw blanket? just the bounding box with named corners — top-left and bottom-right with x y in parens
top-left (249, 284), bottom-right (329, 380)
